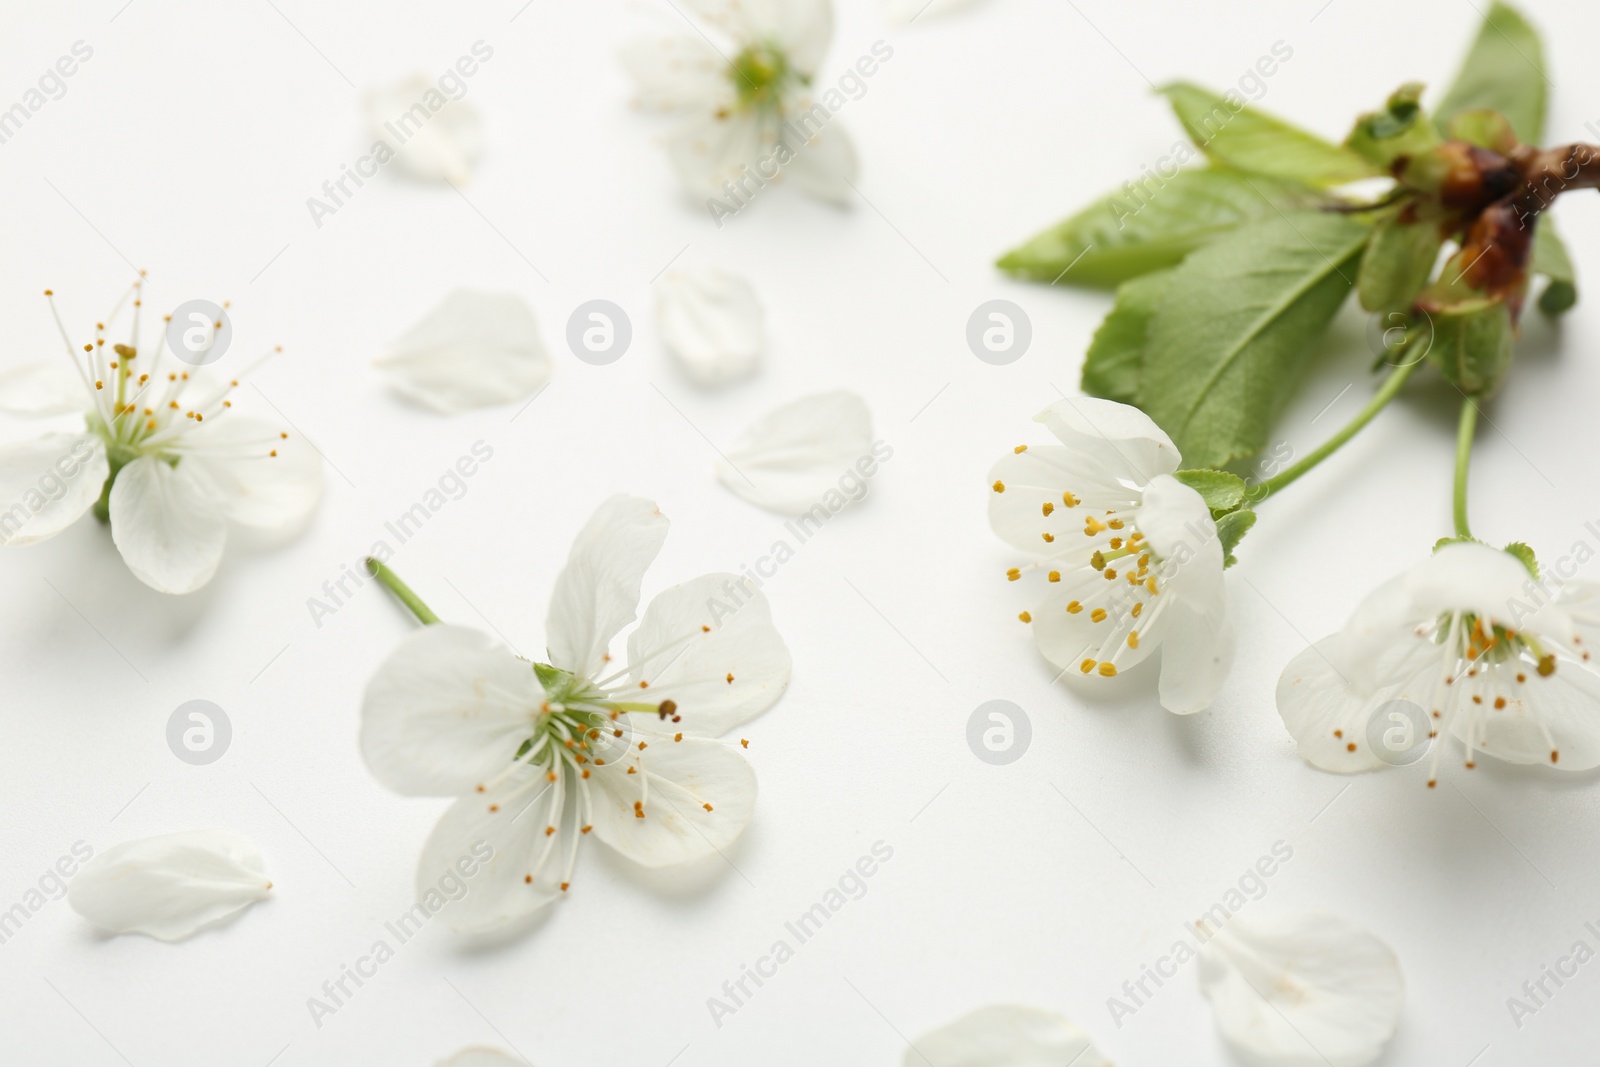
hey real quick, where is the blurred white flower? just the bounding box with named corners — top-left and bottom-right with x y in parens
top-left (376, 290), bottom-right (550, 414)
top-left (68, 829), bottom-right (271, 941)
top-left (360, 495), bottom-right (791, 936)
top-left (621, 0), bottom-right (857, 204)
top-left (0, 283), bottom-right (322, 593)
top-left (1198, 912), bottom-right (1404, 1067)
top-left (715, 390), bottom-right (873, 514)
top-left (907, 1005), bottom-right (1111, 1067)
top-left (656, 267), bottom-right (763, 386)
top-left (1278, 540), bottom-right (1600, 783)
top-left (364, 74), bottom-right (484, 184)
top-left (989, 397), bottom-right (1232, 713)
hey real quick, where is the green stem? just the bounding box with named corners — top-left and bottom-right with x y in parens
top-left (1453, 398), bottom-right (1478, 540)
top-left (366, 558), bottom-right (440, 625)
top-left (1251, 358), bottom-right (1420, 503)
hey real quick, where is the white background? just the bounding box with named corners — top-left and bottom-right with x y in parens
top-left (2, 0), bottom-right (1599, 1064)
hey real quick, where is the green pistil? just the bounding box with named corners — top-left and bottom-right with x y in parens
top-left (726, 43), bottom-right (793, 112)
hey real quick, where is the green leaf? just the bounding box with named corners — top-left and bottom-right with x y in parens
top-left (1160, 82), bottom-right (1379, 186)
top-left (1138, 212), bottom-right (1373, 467)
top-left (1345, 82), bottom-right (1442, 169)
top-left (1435, 1), bottom-right (1547, 144)
top-left (1447, 109), bottom-right (1518, 153)
top-left (1215, 508), bottom-right (1257, 568)
top-left (1357, 213), bottom-right (1444, 312)
top-left (1531, 219), bottom-right (1577, 316)
top-left (1504, 541), bottom-right (1540, 579)
top-left (1173, 469), bottom-right (1247, 514)
top-left (1425, 295), bottom-right (1514, 395)
top-left (1082, 269), bottom-right (1174, 402)
top-left (996, 169), bottom-right (1322, 289)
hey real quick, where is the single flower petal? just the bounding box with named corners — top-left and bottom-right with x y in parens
top-left (68, 829), bottom-right (271, 941)
top-left (588, 733), bottom-right (755, 867)
top-left (109, 454), bottom-right (227, 593)
top-left (619, 35), bottom-right (728, 112)
top-left (377, 290), bottom-right (551, 414)
top-left (666, 110), bottom-right (771, 201)
top-left (1034, 396), bottom-right (1182, 482)
top-left (655, 267), bottom-right (763, 387)
top-left (545, 495), bottom-right (670, 678)
top-left (364, 74), bottom-right (483, 184)
top-left (0, 432), bottom-right (107, 546)
top-left (908, 1005), bottom-right (1111, 1067)
top-left (779, 121), bottom-right (858, 205)
top-left (436, 1050), bottom-right (528, 1067)
top-left (715, 390), bottom-right (873, 514)
top-left (361, 625), bottom-right (542, 797)
top-left (626, 572), bottom-right (792, 736)
top-left (1158, 599), bottom-right (1236, 715)
top-left (0, 361), bottom-right (84, 415)
top-left (416, 761), bottom-right (564, 935)
top-left (182, 416), bottom-right (322, 532)
top-left (986, 445), bottom-right (1142, 555)
top-left (1198, 912), bottom-right (1404, 1067)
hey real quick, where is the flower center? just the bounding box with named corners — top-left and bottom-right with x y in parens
top-left (524, 663), bottom-right (675, 773)
top-left (726, 43), bottom-right (795, 112)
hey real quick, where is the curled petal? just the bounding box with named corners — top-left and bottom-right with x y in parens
top-left (361, 625), bottom-right (541, 797)
top-left (377, 290), bottom-right (551, 414)
top-left (364, 74), bottom-right (483, 184)
top-left (0, 432), bottom-right (106, 546)
top-left (1033, 396), bottom-right (1181, 482)
top-left (716, 390), bottom-right (874, 515)
top-left (546, 495), bottom-right (669, 678)
top-left (109, 454), bottom-right (227, 593)
top-left (908, 1005), bottom-right (1111, 1067)
top-left (655, 267), bottom-right (763, 387)
top-left (588, 734), bottom-right (755, 867)
top-left (68, 830), bottom-right (271, 941)
top-left (1198, 912), bottom-right (1404, 1067)
top-left (626, 573), bottom-right (792, 736)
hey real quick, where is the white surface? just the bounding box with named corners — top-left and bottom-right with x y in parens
top-left (2, 0), bottom-right (1599, 1064)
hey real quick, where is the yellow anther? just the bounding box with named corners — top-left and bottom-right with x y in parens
top-left (1098, 662), bottom-right (1118, 677)
top-left (1090, 608), bottom-right (1108, 623)
top-left (1079, 658), bottom-right (1095, 674)
top-left (1006, 568), bottom-right (1021, 581)
top-left (1042, 532), bottom-right (1055, 543)
top-left (1084, 517), bottom-right (1107, 536)
top-left (1047, 570), bottom-right (1060, 582)
top-left (1018, 611), bottom-right (1032, 623)
top-left (992, 480), bottom-right (1006, 493)
top-left (1062, 492), bottom-right (1079, 507)
top-left (1066, 600), bottom-right (1082, 614)
top-left (1042, 502), bottom-right (1054, 517)
top-left (1127, 632), bottom-right (1139, 649)
top-left (1013, 445), bottom-right (1028, 453)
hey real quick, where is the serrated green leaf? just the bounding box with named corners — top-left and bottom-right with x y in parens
top-left (1216, 508), bottom-right (1257, 568)
top-left (1531, 219), bottom-right (1577, 316)
top-left (1082, 270), bottom-right (1174, 402)
top-left (1160, 82), bottom-right (1379, 186)
top-left (1504, 541), bottom-right (1540, 579)
top-left (1436, 1), bottom-right (1547, 145)
top-left (996, 169), bottom-right (1322, 289)
top-left (1357, 213), bottom-right (1444, 312)
top-left (1173, 469), bottom-right (1247, 514)
top-left (1138, 212), bottom-right (1372, 467)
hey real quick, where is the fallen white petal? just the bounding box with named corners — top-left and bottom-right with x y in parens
top-left (909, 1005), bottom-right (1111, 1067)
top-left (377, 290), bottom-right (551, 414)
top-left (655, 267), bottom-right (763, 387)
top-left (715, 390), bottom-right (873, 514)
top-left (1198, 912), bottom-right (1404, 1067)
top-left (364, 74), bottom-right (483, 184)
top-left (68, 830), bottom-right (271, 941)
